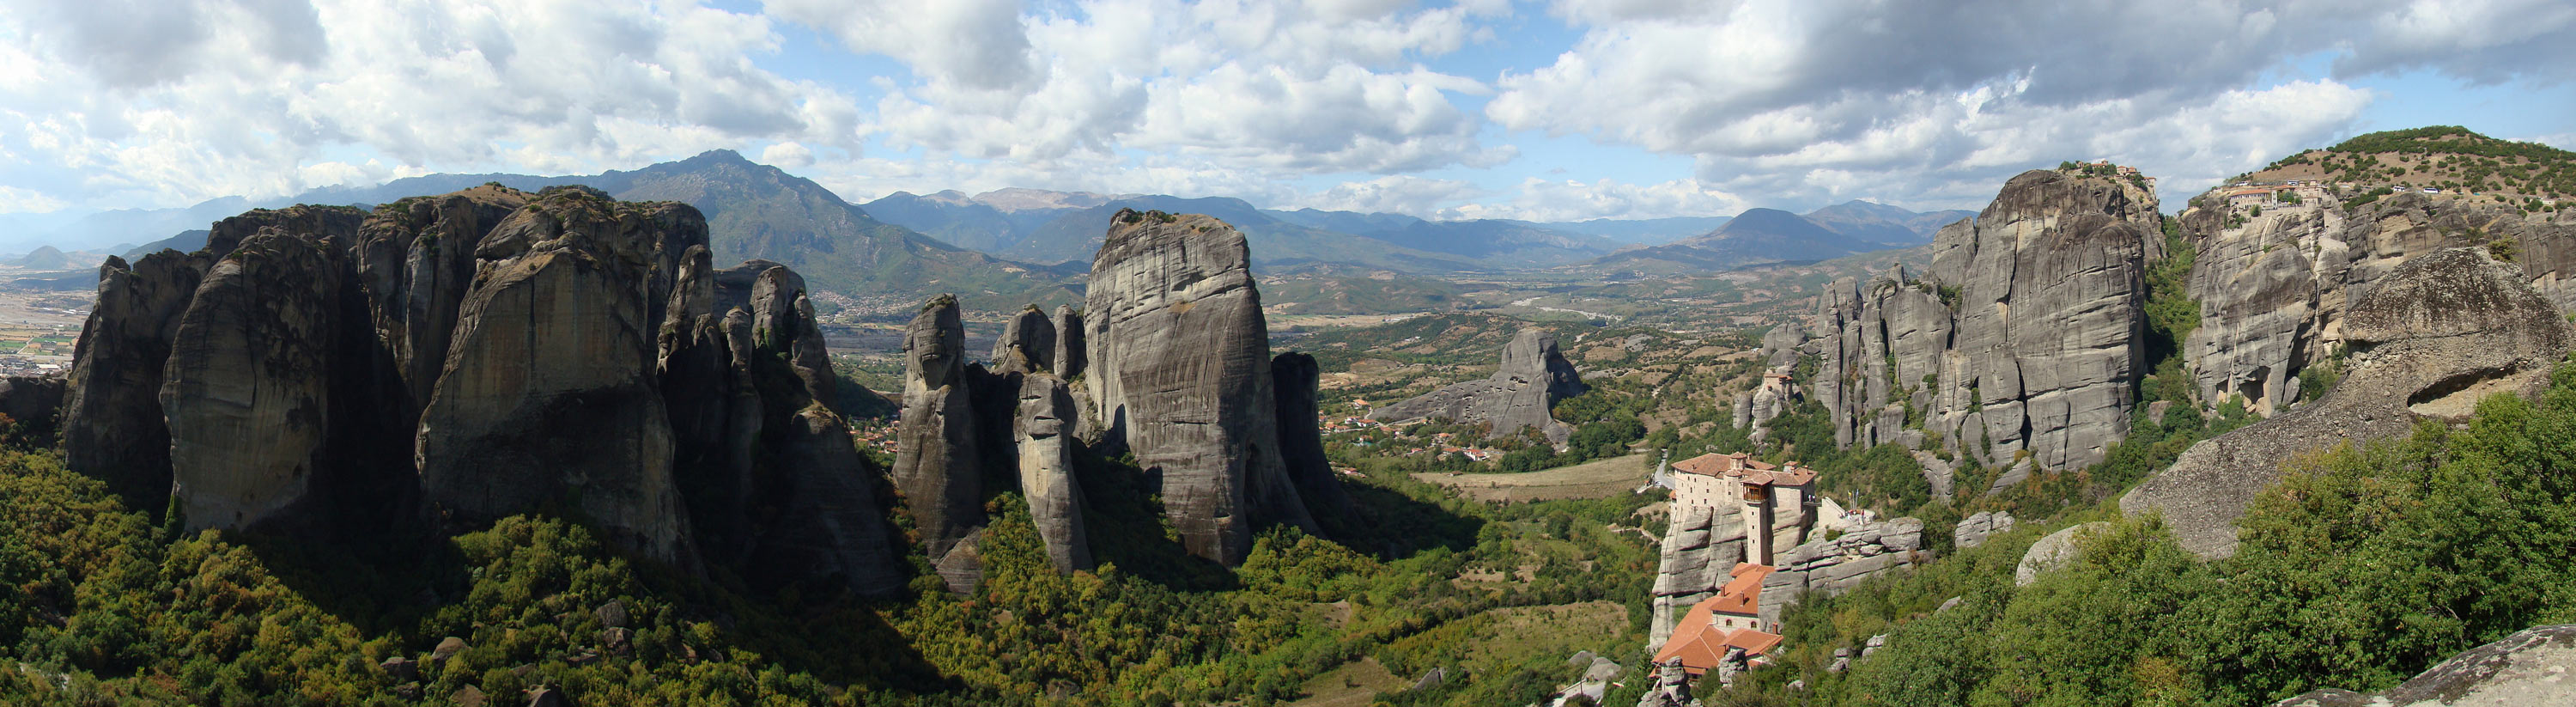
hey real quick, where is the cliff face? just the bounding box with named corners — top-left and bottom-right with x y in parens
top-left (64, 185), bottom-right (904, 594)
top-left (2126, 247), bottom-right (2571, 558)
top-left (414, 188), bottom-right (700, 562)
top-left (161, 232), bottom-right (352, 530)
top-left (1084, 209), bottom-right (1319, 564)
top-left (2184, 192), bottom-right (2576, 415)
top-left (1801, 170), bottom-right (2156, 472)
top-left (1368, 328), bottom-right (1589, 444)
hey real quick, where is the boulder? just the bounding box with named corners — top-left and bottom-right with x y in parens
top-left (1952, 510), bottom-right (2014, 550)
top-left (1082, 210), bottom-right (1317, 564)
top-left (2124, 248), bottom-right (2572, 558)
top-left (2016, 521), bottom-right (2109, 586)
top-left (992, 305), bottom-right (1055, 374)
top-left (414, 187), bottom-right (700, 563)
top-left (2268, 625), bottom-right (2576, 707)
top-left (161, 232), bottom-right (350, 531)
top-left (1368, 328), bottom-right (1589, 444)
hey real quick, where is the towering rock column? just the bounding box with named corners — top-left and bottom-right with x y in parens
top-left (1015, 374), bottom-right (1092, 573)
top-left (892, 295), bottom-right (983, 559)
top-left (1084, 209), bottom-right (1317, 564)
top-left (63, 252), bottom-right (209, 509)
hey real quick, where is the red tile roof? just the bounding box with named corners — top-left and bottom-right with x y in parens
top-left (1671, 453), bottom-right (1815, 485)
top-left (1651, 563), bottom-right (1782, 674)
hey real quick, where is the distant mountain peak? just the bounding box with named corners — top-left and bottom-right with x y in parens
top-left (970, 187), bottom-right (1132, 212)
top-left (683, 149), bottom-right (753, 165)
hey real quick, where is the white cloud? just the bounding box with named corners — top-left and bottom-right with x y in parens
top-left (835, 0), bottom-right (1509, 174)
top-left (760, 141), bottom-right (817, 168)
top-left (0, 185), bottom-right (67, 213)
top-left (1493, 0), bottom-right (2572, 210)
top-left (1445, 177), bottom-right (1751, 222)
top-left (0, 0), bottom-right (860, 208)
top-left (1287, 175), bottom-right (1486, 215)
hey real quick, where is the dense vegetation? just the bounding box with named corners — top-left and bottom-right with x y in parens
top-left (0, 403), bottom-right (1666, 705)
top-left (1723, 357), bottom-right (2576, 706)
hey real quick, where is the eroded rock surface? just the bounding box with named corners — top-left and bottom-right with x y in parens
top-left (2015, 521), bottom-right (2109, 586)
top-left (1370, 328), bottom-right (1589, 444)
top-left (64, 251), bottom-right (212, 507)
top-left (992, 305), bottom-right (1056, 375)
top-left (1952, 510), bottom-right (2014, 550)
top-left (2268, 625), bottom-right (2576, 707)
top-left (161, 232), bottom-right (351, 530)
top-left (1802, 169), bottom-right (2156, 472)
top-left (1015, 374), bottom-right (1091, 573)
top-left (1271, 352), bottom-right (1352, 519)
top-left (892, 295), bottom-right (984, 559)
top-left (2188, 192), bottom-right (2576, 416)
top-left (2124, 248), bottom-right (2572, 558)
top-left (1083, 210), bottom-right (1319, 564)
top-left (416, 187), bottom-right (700, 562)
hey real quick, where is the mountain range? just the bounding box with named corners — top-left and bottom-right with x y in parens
top-left (13, 151), bottom-right (1968, 312)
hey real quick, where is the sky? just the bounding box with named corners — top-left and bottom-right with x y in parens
top-left (0, 0), bottom-right (2572, 223)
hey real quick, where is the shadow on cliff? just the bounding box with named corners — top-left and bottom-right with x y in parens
top-left (1073, 448), bottom-right (1242, 592)
top-left (228, 498), bottom-right (950, 695)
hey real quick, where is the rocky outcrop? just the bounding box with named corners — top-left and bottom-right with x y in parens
top-left (1805, 169), bottom-right (2157, 472)
top-left (1271, 352), bottom-right (1352, 519)
top-left (1083, 210), bottom-right (1319, 564)
top-left (1015, 374), bottom-right (1091, 573)
top-left (2124, 248), bottom-right (2572, 558)
top-left (1369, 328), bottom-right (1589, 444)
top-left (71, 185), bottom-right (906, 593)
top-left (64, 251), bottom-right (213, 508)
top-left (2268, 625), bottom-right (2576, 707)
top-left (992, 306), bottom-right (1055, 375)
top-left (2015, 521), bottom-right (2108, 585)
top-left (1052, 305), bottom-right (1086, 380)
top-left (1648, 502), bottom-right (1750, 646)
top-left (0, 374), bottom-right (64, 435)
top-left (1952, 510), bottom-right (2014, 550)
top-left (161, 232), bottom-right (351, 530)
top-left (1759, 517), bottom-right (1928, 627)
top-left (892, 295), bottom-right (984, 559)
top-left (2185, 192), bottom-right (2576, 416)
top-left (415, 187), bottom-right (702, 562)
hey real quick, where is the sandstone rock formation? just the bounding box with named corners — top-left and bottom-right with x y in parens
top-left (2015, 521), bottom-right (2109, 586)
top-left (2268, 625), bottom-right (2576, 707)
top-left (1802, 169), bottom-right (2158, 472)
top-left (1052, 305), bottom-right (1086, 380)
top-left (414, 187), bottom-right (700, 562)
top-left (1952, 510), bottom-right (2014, 550)
top-left (1271, 352), bottom-right (1352, 519)
top-left (65, 251), bottom-right (214, 508)
top-left (1083, 209), bottom-right (1321, 564)
top-left (2124, 247), bottom-right (2572, 558)
top-left (1369, 328), bottom-right (1589, 444)
top-left (1759, 517), bottom-right (1928, 626)
top-left (69, 185), bottom-right (906, 594)
top-left (892, 295), bottom-right (985, 560)
top-left (161, 232), bottom-right (351, 530)
top-left (992, 305), bottom-right (1056, 375)
top-left (1648, 503), bottom-right (1753, 647)
top-left (1015, 374), bottom-right (1091, 573)
top-left (0, 374), bottom-right (64, 435)
top-left (2184, 192), bottom-right (2576, 416)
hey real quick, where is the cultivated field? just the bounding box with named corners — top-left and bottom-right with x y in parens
top-left (1412, 452), bottom-right (1653, 503)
